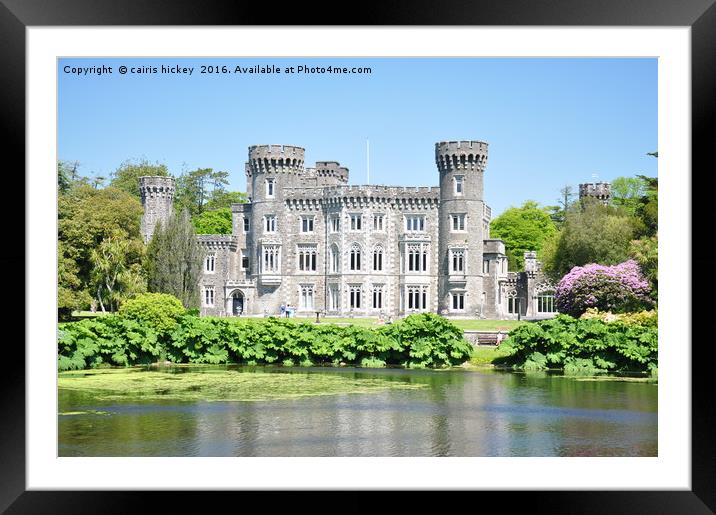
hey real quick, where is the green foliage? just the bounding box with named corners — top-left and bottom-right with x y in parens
top-left (629, 235), bottom-right (658, 302)
top-left (57, 313), bottom-right (474, 371)
top-left (175, 168), bottom-right (229, 216)
top-left (119, 293), bottom-right (186, 336)
top-left (490, 201), bottom-right (557, 270)
top-left (204, 191), bottom-right (248, 211)
top-left (109, 159), bottom-right (170, 199)
top-left (496, 314), bottom-right (657, 375)
top-left (145, 209), bottom-right (204, 309)
top-left (192, 208), bottom-right (233, 234)
top-left (580, 308), bottom-right (657, 327)
top-left (610, 176), bottom-right (647, 216)
top-left (58, 183), bottom-right (146, 317)
top-left (541, 198), bottom-right (639, 280)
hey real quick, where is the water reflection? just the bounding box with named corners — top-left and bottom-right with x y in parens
top-left (59, 366), bottom-right (657, 457)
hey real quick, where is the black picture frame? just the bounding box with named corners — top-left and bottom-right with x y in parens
top-left (3, 1), bottom-right (712, 512)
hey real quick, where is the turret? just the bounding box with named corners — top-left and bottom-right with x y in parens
top-left (244, 144), bottom-right (305, 280)
top-left (139, 176), bottom-right (175, 242)
top-left (246, 144), bottom-right (305, 201)
top-left (436, 140), bottom-right (489, 316)
top-left (579, 182), bottom-right (611, 205)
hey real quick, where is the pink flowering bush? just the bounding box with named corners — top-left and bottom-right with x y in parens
top-left (555, 260), bottom-right (653, 316)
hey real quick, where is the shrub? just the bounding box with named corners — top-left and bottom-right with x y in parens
top-left (57, 312), bottom-right (474, 370)
top-left (555, 260), bottom-right (652, 317)
top-left (118, 293), bottom-right (186, 336)
top-left (580, 308), bottom-right (657, 327)
top-left (497, 314), bottom-right (657, 375)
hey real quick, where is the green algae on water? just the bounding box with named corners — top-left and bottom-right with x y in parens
top-left (58, 367), bottom-right (427, 402)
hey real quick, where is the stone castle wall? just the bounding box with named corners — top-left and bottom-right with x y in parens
top-left (140, 140), bottom-right (557, 320)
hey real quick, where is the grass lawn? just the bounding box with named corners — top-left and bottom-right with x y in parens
top-left (293, 317), bottom-right (525, 331)
top-left (468, 346), bottom-right (513, 367)
top-left (450, 319), bottom-right (526, 331)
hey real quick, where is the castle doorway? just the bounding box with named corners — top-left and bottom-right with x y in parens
top-left (232, 291), bottom-right (244, 316)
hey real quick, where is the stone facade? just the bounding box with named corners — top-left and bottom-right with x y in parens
top-left (140, 140), bottom-right (558, 320)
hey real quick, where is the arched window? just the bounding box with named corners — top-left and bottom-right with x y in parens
top-left (330, 244), bottom-right (340, 273)
top-left (373, 245), bottom-right (383, 271)
top-left (350, 243), bottom-right (361, 271)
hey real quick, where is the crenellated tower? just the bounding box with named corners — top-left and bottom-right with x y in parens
top-left (245, 144), bottom-right (305, 281)
top-left (139, 175), bottom-right (176, 243)
top-left (436, 140), bottom-right (489, 316)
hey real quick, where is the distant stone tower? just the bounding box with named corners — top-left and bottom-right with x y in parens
top-left (436, 140), bottom-right (489, 316)
top-left (245, 144), bottom-right (305, 279)
top-left (139, 176), bottom-right (175, 243)
top-left (579, 182), bottom-right (611, 205)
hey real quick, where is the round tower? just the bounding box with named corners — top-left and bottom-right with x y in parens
top-left (245, 144), bottom-right (305, 278)
top-left (139, 176), bottom-right (176, 243)
top-left (435, 140), bottom-right (489, 316)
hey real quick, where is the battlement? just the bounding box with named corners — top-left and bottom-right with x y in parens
top-left (246, 144), bottom-right (305, 177)
top-left (435, 140), bottom-right (488, 173)
top-left (197, 234), bottom-right (238, 250)
top-left (139, 175), bottom-right (175, 198)
top-left (579, 182), bottom-right (611, 203)
top-left (315, 161), bottom-right (349, 182)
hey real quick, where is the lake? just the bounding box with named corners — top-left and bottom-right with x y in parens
top-left (58, 365), bottom-right (657, 457)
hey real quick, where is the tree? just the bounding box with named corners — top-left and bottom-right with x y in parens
top-left (541, 198), bottom-right (640, 280)
top-left (145, 209), bottom-right (204, 309)
top-left (192, 208), bottom-right (233, 234)
top-left (610, 176), bottom-right (647, 216)
top-left (634, 175), bottom-right (658, 237)
top-left (109, 159), bottom-right (170, 199)
top-left (204, 190), bottom-right (248, 211)
top-left (489, 201), bottom-right (557, 270)
top-left (629, 235), bottom-right (658, 302)
top-left (58, 184), bottom-right (146, 315)
top-left (89, 232), bottom-right (147, 312)
top-left (175, 168), bottom-right (229, 216)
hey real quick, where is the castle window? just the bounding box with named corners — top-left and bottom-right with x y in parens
top-left (454, 175), bottom-right (464, 195)
top-left (266, 178), bottom-right (275, 198)
top-left (241, 250), bottom-right (249, 270)
top-left (508, 297), bottom-right (520, 314)
top-left (406, 243), bottom-right (428, 272)
top-left (297, 244), bottom-right (317, 272)
top-left (350, 243), bottom-right (362, 271)
top-left (331, 216), bottom-right (340, 233)
top-left (483, 259), bottom-right (490, 274)
top-left (451, 292), bottom-right (465, 311)
top-left (328, 284), bottom-right (340, 310)
top-left (264, 215), bottom-right (276, 233)
top-left (243, 217), bottom-right (250, 233)
top-left (405, 215), bottom-right (425, 232)
top-left (301, 216), bottom-right (314, 233)
top-left (451, 249), bottom-right (465, 273)
top-left (262, 245), bottom-right (280, 273)
top-left (451, 214), bottom-right (466, 232)
top-left (349, 285), bottom-right (362, 309)
top-left (203, 286), bottom-right (215, 307)
top-left (406, 285), bottom-right (428, 311)
top-left (373, 246), bottom-right (383, 271)
top-left (205, 253), bottom-right (215, 273)
top-left (537, 293), bottom-right (556, 313)
top-left (299, 284), bottom-right (315, 310)
top-left (350, 214), bottom-right (362, 231)
top-left (330, 244), bottom-right (340, 273)
top-left (373, 214), bottom-right (384, 231)
top-left (372, 285), bottom-right (384, 309)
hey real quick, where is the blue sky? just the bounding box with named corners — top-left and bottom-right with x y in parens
top-left (58, 57), bottom-right (657, 216)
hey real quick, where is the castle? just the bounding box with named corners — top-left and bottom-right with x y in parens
top-left (139, 140), bottom-right (571, 320)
